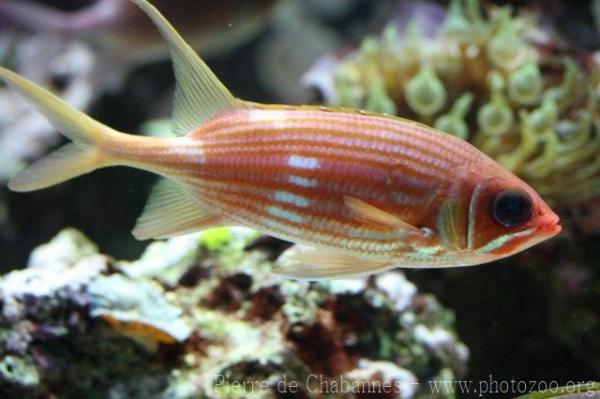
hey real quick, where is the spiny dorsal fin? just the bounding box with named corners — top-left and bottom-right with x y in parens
top-left (133, 179), bottom-right (221, 240)
top-left (130, 0), bottom-right (240, 136)
top-left (275, 245), bottom-right (391, 280)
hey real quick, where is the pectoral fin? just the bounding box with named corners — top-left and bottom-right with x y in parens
top-left (274, 245), bottom-right (392, 280)
top-left (344, 197), bottom-right (432, 244)
top-left (133, 179), bottom-right (221, 240)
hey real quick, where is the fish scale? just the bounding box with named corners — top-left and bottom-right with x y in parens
top-left (190, 110), bottom-right (454, 234)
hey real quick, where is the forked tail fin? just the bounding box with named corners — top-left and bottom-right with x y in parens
top-left (2, 0), bottom-right (241, 192)
top-left (2, 0), bottom-right (242, 241)
top-left (0, 67), bottom-right (120, 192)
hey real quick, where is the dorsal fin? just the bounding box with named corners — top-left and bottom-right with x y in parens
top-left (133, 179), bottom-right (222, 240)
top-left (130, 0), bottom-right (240, 136)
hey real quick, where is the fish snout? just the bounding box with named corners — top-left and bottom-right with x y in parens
top-left (539, 212), bottom-right (561, 238)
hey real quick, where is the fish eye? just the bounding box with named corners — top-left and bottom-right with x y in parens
top-left (491, 188), bottom-right (533, 227)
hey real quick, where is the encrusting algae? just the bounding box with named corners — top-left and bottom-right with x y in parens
top-left (0, 228), bottom-right (468, 398)
top-left (304, 0), bottom-right (600, 205)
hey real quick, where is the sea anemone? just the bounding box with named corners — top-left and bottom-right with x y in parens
top-left (304, 0), bottom-right (600, 205)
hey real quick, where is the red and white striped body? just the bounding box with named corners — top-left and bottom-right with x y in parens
top-left (2, 0), bottom-right (560, 275)
top-left (196, 108), bottom-right (462, 264)
top-left (114, 106), bottom-right (559, 268)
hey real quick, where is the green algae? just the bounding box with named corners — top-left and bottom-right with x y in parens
top-left (0, 229), bottom-right (469, 398)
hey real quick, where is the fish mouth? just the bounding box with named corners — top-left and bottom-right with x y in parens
top-left (538, 215), bottom-right (562, 238)
top-left (511, 215), bottom-right (561, 253)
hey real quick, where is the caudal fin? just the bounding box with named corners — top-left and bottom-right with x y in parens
top-left (2, 0), bottom-right (243, 240)
top-left (0, 66), bottom-right (119, 192)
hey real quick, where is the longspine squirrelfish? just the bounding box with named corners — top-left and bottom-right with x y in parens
top-left (0, 0), bottom-right (561, 279)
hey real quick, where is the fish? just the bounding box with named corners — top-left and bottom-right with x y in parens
top-left (0, 0), bottom-right (561, 279)
top-left (0, 0), bottom-right (276, 63)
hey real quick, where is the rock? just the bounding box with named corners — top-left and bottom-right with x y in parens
top-left (88, 274), bottom-right (192, 351)
top-left (0, 228), bottom-right (469, 398)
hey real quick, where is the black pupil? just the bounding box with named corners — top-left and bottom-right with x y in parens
top-left (492, 189), bottom-right (533, 227)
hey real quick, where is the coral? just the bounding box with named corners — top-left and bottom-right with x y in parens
top-left (255, 0), bottom-right (404, 104)
top-left (255, 0), bottom-right (342, 104)
top-left (0, 228), bottom-right (468, 398)
top-left (0, 0), bottom-right (276, 64)
top-left (304, 0), bottom-right (600, 205)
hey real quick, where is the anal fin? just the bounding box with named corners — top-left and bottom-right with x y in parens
top-left (274, 245), bottom-right (392, 280)
top-left (133, 179), bottom-right (221, 240)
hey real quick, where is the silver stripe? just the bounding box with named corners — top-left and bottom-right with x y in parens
top-left (287, 155), bottom-right (320, 169)
top-left (477, 228), bottom-right (536, 253)
top-left (467, 180), bottom-right (487, 251)
top-left (266, 205), bottom-right (305, 224)
top-left (204, 129), bottom-right (452, 170)
top-left (197, 189), bottom-right (406, 253)
top-left (206, 112), bottom-right (465, 163)
top-left (274, 190), bottom-right (310, 207)
top-left (204, 144), bottom-right (443, 180)
top-left (288, 175), bottom-right (318, 187)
